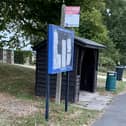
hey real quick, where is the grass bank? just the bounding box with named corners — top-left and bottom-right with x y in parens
top-left (0, 63), bottom-right (35, 99)
top-left (0, 63), bottom-right (100, 126)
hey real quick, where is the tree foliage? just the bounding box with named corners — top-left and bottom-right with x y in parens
top-left (78, 0), bottom-right (119, 67)
top-left (0, 0), bottom-right (121, 67)
top-left (0, 0), bottom-right (108, 46)
top-left (0, 0), bottom-right (82, 47)
top-left (0, 0), bottom-right (61, 47)
top-left (105, 0), bottom-right (126, 64)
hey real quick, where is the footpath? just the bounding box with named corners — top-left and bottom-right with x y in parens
top-left (14, 64), bottom-right (35, 69)
top-left (92, 93), bottom-right (126, 126)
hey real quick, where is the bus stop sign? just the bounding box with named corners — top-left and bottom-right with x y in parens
top-left (48, 24), bottom-right (74, 74)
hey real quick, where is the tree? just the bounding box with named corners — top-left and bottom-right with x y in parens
top-left (0, 0), bottom-right (109, 46)
top-left (0, 0), bottom-right (119, 67)
top-left (105, 0), bottom-right (126, 64)
top-left (0, 0), bottom-right (82, 48)
top-left (78, 0), bottom-right (119, 68)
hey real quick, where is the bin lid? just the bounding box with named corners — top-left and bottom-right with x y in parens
top-left (116, 66), bottom-right (124, 69)
top-left (107, 71), bottom-right (117, 76)
top-left (107, 71), bottom-right (117, 74)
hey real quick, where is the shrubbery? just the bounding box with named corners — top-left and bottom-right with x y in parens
top-left (14, 50), bottom-right (32, 64)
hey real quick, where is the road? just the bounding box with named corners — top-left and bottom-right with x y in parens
top-left (92, 93), bottom-right (126, 126)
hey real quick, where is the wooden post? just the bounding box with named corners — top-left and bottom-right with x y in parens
top-left (55, 4), bottom-right (65, 104)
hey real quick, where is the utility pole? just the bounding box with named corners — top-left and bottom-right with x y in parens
top-left (55, 3), bottom-right (65, 104)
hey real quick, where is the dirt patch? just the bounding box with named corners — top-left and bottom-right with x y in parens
top-left (0, 93), bottom-right (38, 118)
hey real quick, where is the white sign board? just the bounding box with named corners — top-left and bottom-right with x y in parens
top-left (64, 6), bottom-right (80, 27)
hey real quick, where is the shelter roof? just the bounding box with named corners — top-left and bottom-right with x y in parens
top-left (33, 36), bottom-right (105, 50)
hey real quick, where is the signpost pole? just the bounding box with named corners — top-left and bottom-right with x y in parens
top-left (65, 72), bottom-right (69, 112)
top-left (60, 2), bottom-right (70, 112)
top-left (55, 3), bottom-right (66, 104)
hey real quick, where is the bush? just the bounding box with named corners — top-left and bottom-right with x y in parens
top-left (99, 56), bottom-right (116, 72)
top-left (14, 50), bottom-right (32, 64)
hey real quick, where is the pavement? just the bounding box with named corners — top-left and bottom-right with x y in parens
top-left (92, 93), bottom-right (126, 126)
top-left (14, 64), bottom-right (35, 69)
top-left (76, 91), bottom-right (113, 111)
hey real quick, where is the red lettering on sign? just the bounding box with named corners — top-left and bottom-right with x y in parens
top-left (65, 6), bottom-right (80, 14)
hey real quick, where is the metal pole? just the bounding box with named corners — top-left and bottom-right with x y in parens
top-left (65, 71), bottom-right (69, 112)
top-left (45, 30), bottom-right (50, 120)
top-left (45, 74), bottom-right (50, 121)
top-left (55, 4), bottom-right (66, 104)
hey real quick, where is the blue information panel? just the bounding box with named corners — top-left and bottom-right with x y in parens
top-left (48, 24), bottom-right (74, 74)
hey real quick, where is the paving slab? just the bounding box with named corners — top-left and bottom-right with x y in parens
top-left (77, 91), bottom-right (113, 111)
top-left (92, 93), bottom-right (126, 126)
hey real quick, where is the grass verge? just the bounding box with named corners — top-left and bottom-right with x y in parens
top-left (0, 63), bottom-right (35, 99)
top-left (14, 103), bottom-right (99, 126)
top-left (0, 63), bottom-right (100, 126)
top-left (97, 74), bottom-right (126, 95)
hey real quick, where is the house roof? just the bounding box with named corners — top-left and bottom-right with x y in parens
top-left (33, 36), bottom-right (105, 50)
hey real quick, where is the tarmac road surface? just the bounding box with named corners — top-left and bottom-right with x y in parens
top-left (92, 93), bottom-right (126, 126)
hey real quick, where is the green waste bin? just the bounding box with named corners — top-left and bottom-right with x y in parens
top-left (106, 71), bottom-right (117, 91)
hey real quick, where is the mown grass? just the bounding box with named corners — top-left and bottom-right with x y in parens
top-left (123, 70), bottom-right (126, 78)
top-left (0, 63), bottom-right (100, 126)
top-left (0, 63), bottom-right (35, 99)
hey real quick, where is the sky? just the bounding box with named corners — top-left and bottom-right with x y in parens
top-left (0, 31), bottom-right (32, 51)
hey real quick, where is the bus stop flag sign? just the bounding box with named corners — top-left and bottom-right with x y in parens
top-left (48, 24), bottom-right (74, 74)
top-left (64, 6), bottom-right (80, 27)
